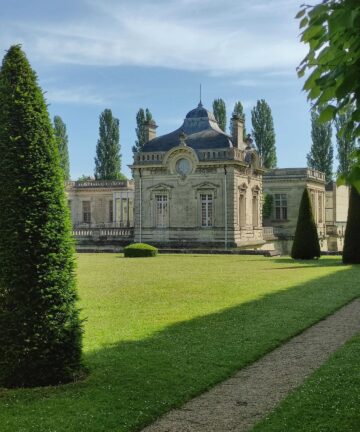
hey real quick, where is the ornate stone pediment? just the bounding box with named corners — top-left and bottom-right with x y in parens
top-left (147, 183), bottom-right (174, 191)
top-left (147, 183), bottom-right (174, 199)
top-left (193, 181), bottom-right (220, 198)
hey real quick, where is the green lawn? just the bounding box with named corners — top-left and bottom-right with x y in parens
top-left (0, 254), bottom-right (359, 432)
top-left (252, 332), bottom-right (360, 432)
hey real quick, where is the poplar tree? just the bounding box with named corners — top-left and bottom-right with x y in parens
top-left (212, 98), bottom-right (227, 132)
top-left (53, 115), bottom-right (70, 180)
top-left (251, 99), bottom-right (277, 168)
top-left (307, 109), bottom-right (333, 182)
top-left (0, 45), bottom-right (83, 388)
top-left (335, 109), bottom-right (358, 176)
top-left (291, 189), bottom-right (321, 260)
top-left (94, 109), bottom-right (123, 180)
top-left (133, 108), bottom-right (153, 153)
top-left (230, 101), bottom-right (246, 140)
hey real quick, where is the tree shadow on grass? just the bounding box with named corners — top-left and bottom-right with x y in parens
top-left (272, 257), bottom-right (344, 267)
top-left (1, 265), bottom-right (360, 432)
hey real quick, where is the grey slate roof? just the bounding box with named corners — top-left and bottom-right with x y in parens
top-left (142, 103), bottom-right (233, 152)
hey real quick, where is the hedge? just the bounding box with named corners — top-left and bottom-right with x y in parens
top-left (124, 243), bottom-right (158, 258)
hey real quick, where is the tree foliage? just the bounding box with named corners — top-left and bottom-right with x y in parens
top-left (307, 109), bottom-right (334, 182)
top-left (53, 115), bottom-right (70, 180)
top-left (291, 189), bottom-right (321, 260)
top-left (262, 193), bottom-right (273, 220)
top-left (335, 108), bottom-right (358, 176)
top-left (0, 45), bottom-right (83, 388)
top-left (342, 186), bottom-right (360, 264)
top-left (133, 108), bottom-right (153, 153)
top-left (94, 109), bottom-right (124, 180)
top-left (297, 0), bottom-right (360, 190)
top-left (212, 98), bottom-right (227, 132)
top-left (230, 101), bottom-right (246, 139)
top-left (251, 99), bottom-right (277, 169)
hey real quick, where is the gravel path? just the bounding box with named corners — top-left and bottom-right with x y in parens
top-left (142, 298), bottom-right (360, 432)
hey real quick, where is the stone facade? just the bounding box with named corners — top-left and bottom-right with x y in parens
top-left (64, 107), bottom-right (350, 254)
top-left (263, 168), bottom-right (327, 254)
top-left (130, 104), bottom-right (265, 248)
top-left (325, 182), bottom-right (349, 251)
top-left (66, 180), bottom-right (135, 227)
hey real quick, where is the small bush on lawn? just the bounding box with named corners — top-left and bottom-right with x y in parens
top-left (124, 243), bottom-right (158, 258)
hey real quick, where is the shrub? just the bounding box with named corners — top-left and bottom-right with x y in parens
top-left (124, 243), bottom-right (158, 258)
top-left (291, 188), bottom-right (321, 260)
top-left (0, 46), bottom-right (83, 388)
top-left (343, 187), bottom-right (360, 264)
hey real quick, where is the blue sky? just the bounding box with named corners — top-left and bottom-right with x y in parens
top-left (1, 0), bottom-right (323, 179)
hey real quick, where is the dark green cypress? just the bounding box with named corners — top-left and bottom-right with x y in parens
top-left (291, 189), bottom-right (321, 260)
top-left (0, 45), bottom-right (83, 388)
top-left (342, 187), bottom-right (360, 264)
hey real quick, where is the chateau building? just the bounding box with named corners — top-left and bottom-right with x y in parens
top-left (130, 102), bottom-right (265, 248)
top-left (65, 103), bottom-right (349, 253)
top-left (67, 179), bottom-right (134, 228)
top-left (263, 168), bottom-right (327, 253)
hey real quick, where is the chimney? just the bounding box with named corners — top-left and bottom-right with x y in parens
top-left (144, 119), bottom-right (158, 142)
top-left (231, 114), bottom-right (245, 149)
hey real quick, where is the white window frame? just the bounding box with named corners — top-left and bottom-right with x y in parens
top-left (274, 193), bottom-right (287, 221)
top-left (155, 194), bottom-right (168, 228)
top-left (82, 201), bottom-right (91, 224)
top-left (200, 193), bottom-right (213, 228)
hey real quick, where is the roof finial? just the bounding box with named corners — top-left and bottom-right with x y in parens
top-left (198, 84), bottom-right (203, 108)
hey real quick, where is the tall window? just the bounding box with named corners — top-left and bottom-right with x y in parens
top-left (201, 194), bottom-right (213, 227)
top-left (116, 197), bottom-right (130, 226)
top-left (82, 201), bottom-right (91, 224)
top-left (318, 194), bottom-right (323, 223)
top-left (109, 200), bottom-right (113, 223)
top-left (239, 192), bottom-right (246, 227)
top-left (274, 194), bottom-right (287, 220)
top-left (252, 194), bottom-right (259, 226)
top-left (155, 195), bottom-right (168, 228)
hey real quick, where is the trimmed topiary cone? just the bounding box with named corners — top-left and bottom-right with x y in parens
top-left (291, 188), bottom-right (321, 260)
top-left (0, 45), bottom-right (84, 388)
top-left (343, 187), bottom-right (360, 264)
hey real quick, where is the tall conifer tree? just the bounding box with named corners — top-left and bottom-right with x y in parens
top-left (307, 109), bottom-right (333, 182)
top-left (335, 109), bottom-right (358, 176)
top-left (53, 115), bottom-right (70, 180)
top-left (133, 108), bottom-right (153, 153)
top-left (251, 99), bottom-right (277, 168)
top-left (0, 45), bottom-right (83, 388)
top-left (212, 98), bottom-right (227, 132)
top-left (94, 109), bottom-right (123, 180)
top-left (291, 189), bottom-right (321, 260)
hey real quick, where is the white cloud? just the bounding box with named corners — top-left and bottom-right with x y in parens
top-left (45, 87), bottom-right (108, 105)
top-left (1, 0), bottom-right (306, 75)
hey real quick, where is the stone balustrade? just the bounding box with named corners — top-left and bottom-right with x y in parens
top-left (66, 180), bottom-right (133, 189)
top-left (262, 226), bottom-right (276, 240)
top-left (72, 227), bottom-right (134, 238)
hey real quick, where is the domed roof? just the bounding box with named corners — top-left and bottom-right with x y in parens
top-left (142, 102), bottom-right (233, 152)
top-left (185, 102), bottom-right (217, 122)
